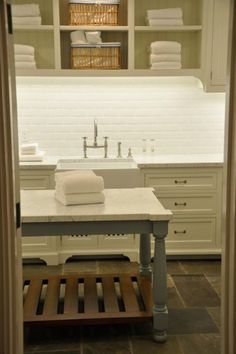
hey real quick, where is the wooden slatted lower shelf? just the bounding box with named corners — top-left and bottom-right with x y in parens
top-left (23, 273), bottom-right (153, 326)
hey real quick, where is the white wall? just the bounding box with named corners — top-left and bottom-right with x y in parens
top-left (16, 76), bottom-right (225, 157)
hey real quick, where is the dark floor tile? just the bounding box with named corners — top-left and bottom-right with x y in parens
top-left (131, 335), bottom-right (184, 354)
top-left (25, 351), bottom-right (80, 354)
top-left (24, 326), bottom-right (82, 352)
top-left (178, 333), bottom-right (221, 354)
top-left (168, 308), bottom-right (219, 335)
top-left (129, 322), bottom-right (153, 336)
top-left (172, 274), bottom-right (220, 307)
top-left (180, 260), bottom-right (221, 276)
top-left (97, 260), bottom-right (139, 274)
top-left (207, 307), bottom-right (221, 330)
top-left (167, 261), bottom-right (186, 275)
top-left (83, 339), bottom-right (131, 354)
top-left (206, 275), bottom-right (221, 297)
top-left (81, 324), bottom-right (131, 341)
top-left (167, 286), bottom-right (185, 309)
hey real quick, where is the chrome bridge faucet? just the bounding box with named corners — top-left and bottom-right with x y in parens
top-left (83, 120), bottom-right (108, 158)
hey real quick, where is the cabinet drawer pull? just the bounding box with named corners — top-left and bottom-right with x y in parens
top-left (174, 180), bottom-right (187, 184)
top-left (174, 202), bottom-right (187, 206)
top-left (174, 230), bottom-right (186, 234)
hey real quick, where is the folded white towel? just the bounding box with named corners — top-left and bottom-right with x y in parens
top-left (14, 54), bottom-right (35, 62)
top-left (15, 61), bottom-right (37, 69)
top-left (147, 8), bottom-right (183, 19)
top-left (19, 150), bottom-right (45, 162)
top-left (150, 53), bottom-right (181, 63)
top-left (70, 30), bottom-right (87, 44)
top-left (12, 4), bottom-right (40, 17)
top-left (147, 18), bottom-right (183, 26)
top-left (151, 61), bottom-right (182, 69)
top-left (55, 170), bottom-right (104, 194)
top-left (85, 31), bottom-right (102, 44)
top-left (20, 143), bottom-right (38, 155)
top-left (150, 41), bottom-right (181, 54)
top-left (55, 191), bottom-right (105, 206)
top-left (13, 16), bottom-right (42, 25)
top-left (14, 44), bottom-right (35, 55)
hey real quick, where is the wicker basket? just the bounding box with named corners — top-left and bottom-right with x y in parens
top-left (69, 0), bottom-right (119, 26)
top-left (71, 43), bottom-right (121, 70)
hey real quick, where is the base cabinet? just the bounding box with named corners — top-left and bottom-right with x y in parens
top-left (20, 169), bottom-right (59, 265)
top-left (20, 165), bottom-right (223, 264)
top-left (142, 166), bottom-right (223, 256)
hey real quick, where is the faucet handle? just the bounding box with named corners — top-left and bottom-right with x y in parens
top-left (103, 137), bottom-right (108, 158)
top-left (127, 148), bottom-right (132, 158)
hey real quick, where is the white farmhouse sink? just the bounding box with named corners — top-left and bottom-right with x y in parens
top-left (57, 157), bottom-right (137, 170)
top-left (56, 157), bottom-right (141, 188)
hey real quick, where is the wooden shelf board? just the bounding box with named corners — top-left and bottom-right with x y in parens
top-left (135, 25), bottom-right (202, 32)
top-left (60, 25), bottom-right (129, 32)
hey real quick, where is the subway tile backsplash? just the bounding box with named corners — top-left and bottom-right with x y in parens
top-left (16, 76), bottom-right (225, 157)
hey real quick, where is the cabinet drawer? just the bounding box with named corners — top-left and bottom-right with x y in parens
top-left (20, 175), bottom-right (51, 190)
top-left (164, 218), bottom-right (216, 250)
top-left (145, 173), bottom-right (217, 191)
top-left (157, 194), bottom-right (217, 215)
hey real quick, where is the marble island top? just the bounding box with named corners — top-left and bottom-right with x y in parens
top-left (19, 154), bottom-right (224, 170)
top-left (21, 188), bottom-right (172, 223)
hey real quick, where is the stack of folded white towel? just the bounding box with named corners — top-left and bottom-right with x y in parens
top-left (12, 3), bottom-right (42, 25)
top-left (70, 30), bottom-right (102, 45)
top-left (14, 44), bottom-right (37, 69)
top-left (146, 7), bottom-right (183, 26)
top-left (55, 170), bottom-right (105, 206)
top-left (19, 143), bottom-right (45, 161)
top-left (149, 41), bottom-right (182, 70)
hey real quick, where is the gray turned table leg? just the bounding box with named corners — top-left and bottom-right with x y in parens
top-left (152, 220), bottom-right (169, 342)
top-left (139, 233), bottom-right (152, 276)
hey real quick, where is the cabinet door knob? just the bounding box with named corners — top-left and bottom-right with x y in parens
top-left (174, 180), bottom-right (187, 184)
top-left (174, 202), bottom-right (187, 206)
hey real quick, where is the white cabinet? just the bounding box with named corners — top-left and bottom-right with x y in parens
top-left (13, 0), bottom-right (208, 80)
top-left (142, 166), bottom-right (223, 255)
top-left (203, 0), bottom-right (230, 91)
top-left (20, 168), bottom-right (59, 265)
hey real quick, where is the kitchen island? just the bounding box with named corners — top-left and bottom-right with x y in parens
top-left (21, 188), bottom-right (172, 342)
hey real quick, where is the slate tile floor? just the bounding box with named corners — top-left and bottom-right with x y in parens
top-left (24, 259), bottom-right (221, 354)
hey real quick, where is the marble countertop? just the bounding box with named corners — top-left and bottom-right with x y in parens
top-left (19, 154), bottom-right (224, 170)
top-left (21, 188), bottom-right (172, 222)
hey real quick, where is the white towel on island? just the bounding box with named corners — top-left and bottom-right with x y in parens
top-left (147, 8), bottom-right (183, 19)
top-left (150, 53), bottom-right (181, 63)
top-left (14, 54), bottom-right (35, 62)
top-left (85, 31), bottom-right (102, 44)
top-left (12, 4), bottom-right (40, 17)
top-left (147, 18), bottom-right (183, 26)
top-left (55, 191), bottom-right (105, 206)
top-left (70, 30), bottom-right (87, 44)
top-left (14, 44), bottom-right (35, 55)
top-left (55, 170), bottom-right (104, 194)
top-left (15, 61), bottom-right (36, 69)
top-left (13, 16), bottom-right (42, 25)
top-left (150, 41), bottom-right (181, 54)
top-left (151, 61), bottom-right (182, 69)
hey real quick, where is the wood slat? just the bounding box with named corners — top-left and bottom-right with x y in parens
top-left (43, 278), bottom-right (60, 316)
top-left (64, 278), bottom-right (78, 314)
top-left (119, 276), bottom-right (140, 312)
top-left (84, 277), bottom-right (98, 313)
top-left (102, 277), bottom-right (119, 313)
top-left (24, 279), bottom-right (42, 317)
